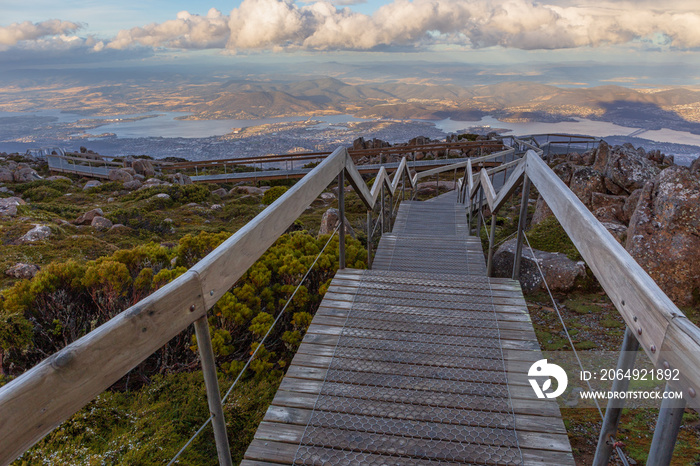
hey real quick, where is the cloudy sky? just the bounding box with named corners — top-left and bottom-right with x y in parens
top-left (1, 0), bottom-right (700, 71)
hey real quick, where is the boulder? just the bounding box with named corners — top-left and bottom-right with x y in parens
top-left (134, 174), bottom-right (146, 182)
top-left (601, 145), bottom-right (660, 193)
top-left (108, 168), bottom-right (134, 183)
top-left (46, 175), bottom-right (71, 182)
top-left (83, 180), bottom-right (102, 190)
top-left (91, 216), bottom-right (113, 231)
top-left (132, 159), bottom-right (155, 178)
top-left (690, 157), bottom-right (700, 174)
top-left (0, 197), bottom-right (26, 217)
top-left (626, 166), bottom-right (700, 306)
top-left (352, 137), bottom-right (366, 150)
top-left (233, 186), bottom-right (264, 195)
top-left (591, 193), bottom-right (626, 223)
top-left (123, 180), bottom-right (143, 191)
top-left (19, 225), bottom-right (52, 243)
top-left (569, 166), bottom-right (604, 207)
top-left (621, 189), bottom-right (642, 224)
top-left (318, 208), bottom-right (356, 238)
top-left (552, 162), bottom-right (575, 185)
top-left (591, 193), bottom-right (626, 211)
top-left (320, 192), bottom-right (335, 202)
top-left (0, 168), bottom-right (13, 182)
top-left (415, 181), bottom-right (456, 196)
top-left (152, 193), bottom-right (171, 201)
top-left (13, 167), bottom-right (42, 183)
top-left (592, 141), bottom-right (610, 172)
top-left (531, 196), bottom-right (553, 225)
top-left (492, 238), bottom-right (586, 292)
top-left (601, 221), bottom-right (627, 243)
top-left (212, 188), bottom-right (228, 197)
top-left (75, 208), bottom-right (104, 225)
top-left (168, 173), bottom-right (192, 185)
top-left (5, 263), bottom-right (40, 279)
top-left (211, 204), bottom-right (223, 211)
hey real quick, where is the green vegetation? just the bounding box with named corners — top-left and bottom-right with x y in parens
top-left (526, 216), bottom-right (582, 261)
top-left (261, 185), bottom-right (288, 204)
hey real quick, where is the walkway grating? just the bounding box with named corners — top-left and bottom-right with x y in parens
top-left (242, 190), bottom-right (574, 465)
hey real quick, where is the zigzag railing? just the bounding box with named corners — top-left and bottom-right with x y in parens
top-left (463, 143), bottom-right (700, 466)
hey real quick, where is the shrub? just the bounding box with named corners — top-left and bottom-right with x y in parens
top-left (262, 186), bottom-right (288, 205)
top-left (21, 186), bottom-right (64, 202)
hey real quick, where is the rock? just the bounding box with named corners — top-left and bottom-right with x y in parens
top-left (0, 197), bottom-right (26, 217)
top-left (601, 221), bottom-right (627, 243)
top-left (46, 175), bottom-right (71, 182)
top-left (591, 193), bottom-right (626, 223)
top-left (603, 177), bottom-right (625, 195)
top-left (134, 174), bottom-right (146, 182)
top-left (0, 168), bottom-right (14, 182)
top-left (318, 208), bottom-right (356, 238)
top-left (83, 180), bottom-right (102, 190)
top-left (531, 196), bottom-right (553, 225)
top-left (621, 189), bottom-right (642, 224)
top-left (13, 167), bottom-right (42, 182)
top-left (5, 263), bottom-right (40, 279)
top-left (132, 159), bottom-right (155, 178)
top-left (212, 188), bottom-right (227, 197)
top-left (352, 137), bottom-right (366, 150)
top-left (592, 141), bottom-right (610, 172)
top-left (626, 166), bottom-right (700, 306)
top-left (320, 192), bottom-right (335, 202)
top-left (233, 186), bottom-right (264, 195)
top-left (211, 204), bottom-right (223, 211)
top-left (601, 144), bottom-right (660, 193)
top-left (109, 224), bottom-right (131, 232)
top-left (415, 181), bottom-right (456, 196)
top-left (690, 157), bottom-right (700, 174)
top-left (152, 193), bottom-right (171, 201)
top-left (0, 186), bottom-right (12, 194)
top-left (91, 216), bottom-right (113, 231)
top-left (492, 238), bottom-right (586, 292)
top-left (123, 180), bottom-right (143, 191)
top-left (569, 166), bottom-right (604, 207)
top-left (108, 168), bottom-right (134, 183)
top-left (591, 193), bottom-right (626, 211)
top-left (19, 225), bottom-right (52, 243)
top-left (168, 173), bottom-right (192, 185)
top-left (74, 208), bottom-right (104, 225)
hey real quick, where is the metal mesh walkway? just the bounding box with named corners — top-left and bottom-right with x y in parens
top-left (243, 191), bottom-right (574, 465)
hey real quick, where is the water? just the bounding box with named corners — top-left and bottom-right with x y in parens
top-left (433, 116), bottom-right (700, 148)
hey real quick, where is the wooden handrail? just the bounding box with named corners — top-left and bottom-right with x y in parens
top-left (0, 146), bottom-right (423, 464)
top-left (467, 149), bottom-right (700, 411)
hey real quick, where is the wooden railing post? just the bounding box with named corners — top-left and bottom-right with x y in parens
top-left (512, 175), bottom-right (531, 280)
top-left (338, 171), bottom-right (346, 270)
top-left (366, 210), bottom-right (372, 269)
top-left (486, 214), bottom-right (497, 277)
top-left (193, 317), bottom-right (233, 466)
top-left (647, 384), bottom-right (688, 466)
top-left (476, 189), bottom-right (484, 238)
top-left (592, 326), bottom-right (640, 466)
top-left (380, 184), bottom-right (385, 233)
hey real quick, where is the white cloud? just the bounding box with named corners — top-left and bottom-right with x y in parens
top-left (0, 19), bottom-right (80, 48)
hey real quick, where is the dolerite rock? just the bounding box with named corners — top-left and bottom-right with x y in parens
top-left (320, 192), bottom-right (335, 202)
top-left (531, 196), bottom-right (553, 225)
top-left (690, 157), bottom-right (700, 174)
top-left (5, 263), bottom-right (40, 279)
top-left (212, 188), bottom-right (227, 197)
top-left (415, 181), bottom-right (456, 196)
top-left (0, 197), bottom-right (26, 217)
top-left (46, 175), bottom-right (71, 182)
top-left (123, 180), bottom-right (143, 191)
top-left (108, 168), bottom-right (134, 183)
top-left (132, 159), bottom-right (155, 178)
top-left (622, 189), bottom-right (643, 224)
top-left (13, 167), bottom-right (42, 182)
top-left (352, 137), bottom-right (366, 150)
top-left (168, 173), bottom-right (192, 185)
top-left (601, 222), bottom-right (627, 244)
top-left (91, 216), bottom-right (113, 231)
top-left (83, 180), bottom-right (102, 190)
top-left (232, 186), bottom-right (264, 195)
top-left (626, 166), bottom-right (700, 306)
top-left (75, 208), bottom-right (104, 225)
top-left (0, 168), bottom-right (13, 182)
top-left (591, 193), bottom-right (626, 224)
top-left (569, 166), bottom-right (604, 207)
top-left (601, 144), bottom-right (660, 193)
top-left (318, 208), bottom-right (355, 238)
top-left (19, 225), bottom-right (52, 243)
top-left (492, 238), bottom-right (586, 292)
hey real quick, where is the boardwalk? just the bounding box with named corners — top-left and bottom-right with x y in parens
top-left (243, 192), bottom-right (573, 465)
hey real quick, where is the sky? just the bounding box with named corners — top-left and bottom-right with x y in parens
top-left (1, 0), bottom-right (700, 80)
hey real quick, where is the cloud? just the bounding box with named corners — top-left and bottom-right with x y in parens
top-left (108, 8), bottom-right (229, 50)
top-left (0, 19), bottom-right (80, 48)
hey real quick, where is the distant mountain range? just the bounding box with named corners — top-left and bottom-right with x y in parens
top-left (2, 72), bottom-right (700, 135)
